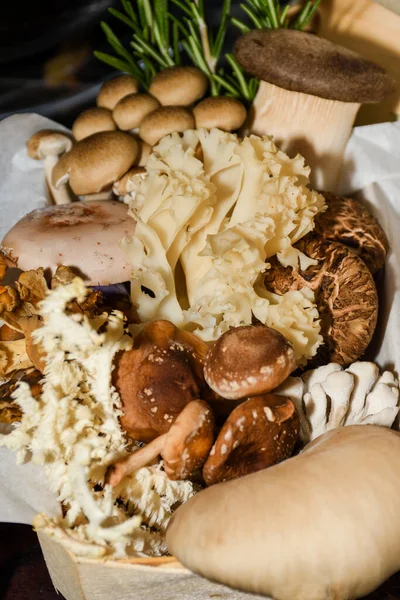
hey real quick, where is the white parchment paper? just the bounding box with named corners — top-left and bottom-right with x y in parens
top-left (0, 114), bottom-right (399, 525)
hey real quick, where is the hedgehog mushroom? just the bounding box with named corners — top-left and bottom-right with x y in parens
top-left (264, 234), bottom-right (379, 366)
top-left (107, 399), bottom-right (215, 486)
top-left (52, 131), bottom-right (139, 200)
top-left (234, 29), bottom-right (396, 191)
top-left (203, 394), bottom-right (299, 486)
top-left (26, 130), bottom-right (74, 205)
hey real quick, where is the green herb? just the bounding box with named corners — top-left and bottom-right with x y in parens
top-left (96, 1), bottom-right (322, 102)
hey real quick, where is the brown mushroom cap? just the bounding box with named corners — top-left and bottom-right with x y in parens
top-left (204, 324), bottom-right (296, 400)
top-left (139, 106), bottom-right (195, 146)
top-left (314, 192), bottom-right (389, 274)
top-left (72, 107), bottom-right (116, 141)
top-left (112, 93), bottom-right (160, 130)
top-left (163, 400), bottom-right (215, 480)
top-left (114, 320), bottom-right (208, 443)
top-left (264, 234), bottom-right (378, 366)
top-left (1, 200), bottom-right (136, 286)
top-left (97, 74), bottom-right (139, 110)
top-left (194, 97), bottom-right (247, 132)
top-left (113, 166), bottom-right (147, 197)
top-left (52, 131), bottom-right (139, 195)
top-left (203, 394), bottom-right (299, 486)
top-left (26, 129), bottom-right (73, 160)
top-left (149, 66), bottom-right (208, 106)
top-left (234, 29), bottom-right (396, 103)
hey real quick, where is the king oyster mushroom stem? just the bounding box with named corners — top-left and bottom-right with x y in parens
top-left (107, 399), bottom-right (215, 486)
top-left (234, 29), bottom-right (396, 192)
top-left (26, 130), bottom-right (75, 205)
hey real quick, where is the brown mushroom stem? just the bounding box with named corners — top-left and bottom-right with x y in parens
top-left (247, 81), bottom-right (359, 192)
top-left (107, 434), bottom-right (167, 487)
top-left (79, 190), bottom-right (113, 202)
top-left (43, 156), bottom-right (75, 205)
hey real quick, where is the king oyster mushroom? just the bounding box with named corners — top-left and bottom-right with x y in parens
top-left (234, 29), bottom-right (396, 191)
top-left (264, 234), bottom-right (379, 366)
top-left (26, 130), bottom-right (74, 205)
top-left (315, 192), bottom-right (389, 274)
top-left (52, 131), bottom-right (139, 200)
top-left (72, 107), bottom-right (117, 141)
top-left (96, 74), bottom-right (140, 110)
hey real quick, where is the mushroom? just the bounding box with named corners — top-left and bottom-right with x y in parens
top-left (113, 320), bottom-right (209, 443)
top-left (107, 399), bottom-right (215, 486)
top-left (0, 324), bottom-right (24, 342)
top-left (193, 97), bottom-right (247, 132)
top-left (72, 107), bottom-right (116, 141)
top-left (233, 29), bottom-right (396, 191)
top-left (314, 192), bottom-right (389, 274)
top-left (113, 166), bottom-right (147, 198)
top-left (203, 394), bottom-right (299, 486)
top-left (264, 233), bottom-right (379, 366)
top-left (148, 66), bottom-right (208, 106)
top-left (204, 324), bottom-right (296, 400)
top-left (26, 129), bottom-right (74, 205)
top-left (112, 93), bottom-right (160, 132)
top-left (167, 426), bottom-right (400, 600)
top-left (96, 74), bottom-right (139, 110)
top-left (1, 200), bottom-right (136, 286)
top-left (139, 106), bottom-right (195, 146)
top-left (52, 131), bottom-right (139, 197)
top-left (138, 140), bottom-right (152, 167)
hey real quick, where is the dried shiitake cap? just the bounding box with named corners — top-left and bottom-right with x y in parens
top-left (264, 234), bottom-right (378, 366)
top-left (112, 93), bottom-right (160, 131)
top-left (97, 74), bottom-right (139, 110)
top-left (204, 324), bottom-right (296, 400)
top-left (114, 320), bottom-right (208, 443)
top-left (149, 66), bottom-right (208, 106)
top-left (72, 107), bottom-right (116, 141)
top-left (234, 29), bottom-right (396, 103)
top-left (194, 97), bottom-right (247, 132)
top-left (315, 192), bottom-right (389, 274)
top-left (1, 201), bottom-right (136, 286)
top-left (203, 394), bottom-right (299, 486)
top-left (52, 131), bottom-right (139, 195)
top-left (139, 106), bottom-right (195, 146)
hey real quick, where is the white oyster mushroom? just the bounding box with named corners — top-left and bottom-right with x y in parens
top-left (276, 361), bottom-right (399, 444)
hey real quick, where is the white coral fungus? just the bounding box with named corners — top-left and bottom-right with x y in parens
top-left (124, 128), bottom-right (326, 364)
top-left (276, 361), bottom-right (400, 444)
top-left (0, 279), bottom-right (195, 558)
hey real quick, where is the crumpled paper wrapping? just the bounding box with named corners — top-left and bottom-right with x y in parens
top-left (0, 113), bottom-right (399, 525)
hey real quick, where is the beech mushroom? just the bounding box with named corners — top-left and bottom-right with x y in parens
top-left (234, 29), bottom-right (396, 191)
top-left (264, 233), bottom-right (379, 366)
top-left (138, 140), bottom-right (152, 167)
top-left (112, 93), bottom-right (160, 131)
top-left (204, 324), bottom-right (296, 400)
top-left (52, 131), bottom-right (139, 197)
top-left (72, 107), bottom-right (116, 141)
top-left (1, 200), bottom-right (136, 286)
top-left (167, 426), bottom-right (400, 600)
top-left (96, 74), bottom-right (139, 110)
top-left (107, 399), bottom-right (215, 486)
top-left (113, 320), bottom-right (209, 443)
top-left (315, 192), bottom-right (389, 274)
top-left (203, 394), bottom-right (299, 486)
top-left (26, 129), bottom-right (74, 205)
top-left (139, 106), bottom-right (195, 146)
top-left (148, 66), bottom-right (208, 106)
top-left (113, 166), bottom-right (147, 198)
top-left (193, 97), bottom-right (247, 132)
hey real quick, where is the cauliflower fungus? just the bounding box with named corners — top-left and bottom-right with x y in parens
top-left (124, 128), bottom-right (326, 363)
top-left (0, 279), bottom-right (195, 558)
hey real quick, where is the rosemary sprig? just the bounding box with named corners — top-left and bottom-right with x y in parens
top-left (233, 0), bottom-right (322, 32)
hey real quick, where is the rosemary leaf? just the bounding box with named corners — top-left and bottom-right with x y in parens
top-left (298, 0), bottom-right (321, 29)
top-left (94, 51), bottom-right (146, 85)
top-left (186, 18), bottom-right (202, 45)
top-left (170, 0), bottom-right (193, 18)
top-left (168, 13), bottom-right (189, 38)
top-left (266, 0), bottom-right (279, 28)
top-left (172, 21), bottom-right (181, 65)
top-left (137, 0), bottom-right (149, 33)
top-left (142, 0), bottom-right (154, 31)
top-left (108, 8), bottom-right (138, 32)
top-left (132, 35), bottom-right (170, 68)
top-left (213, 74), bottom-right (241, 97)
top-left (240, 4), bottom-right (264, 29)
top-left (279, 3), bottom-right (290, 26)
top-left (101, 22), bottom-right (138, 67)
top-left (142, 56), bottom-right (157, 86)
top-left (226, 53), bottom-right (251, 100)
top-left (181, 40), bottom-right (197, 65)
top-left (212, 0), bottom-right (231, 59)
top-left (230, 17), bottom-right (251, 34)
top-left (188, 35), bottom-right (211, 75)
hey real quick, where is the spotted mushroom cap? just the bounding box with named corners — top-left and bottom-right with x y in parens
top-left (204, 324), bottom-right (296, 400)
top-left (163, 400), bottom-right (215, 481)
top-left (203, 394), bottom-right (299, 486)
top-left (114, 320), bottom-right (208, 443)
top-left (264, 234), bottom-right (379, 367)
top-left (315, 192), bottom-right (389, 274)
